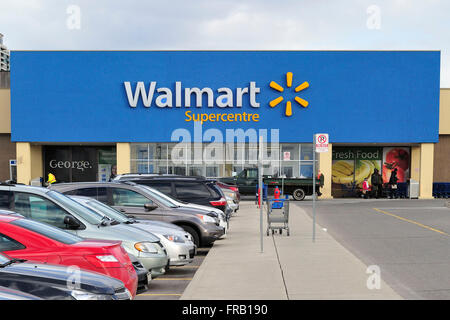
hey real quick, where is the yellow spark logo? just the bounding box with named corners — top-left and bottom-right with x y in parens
top-left (269, 72), bottom-right (309, 117)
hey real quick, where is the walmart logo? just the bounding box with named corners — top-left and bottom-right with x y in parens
top-left (269, 72), bottom-right (309, 117)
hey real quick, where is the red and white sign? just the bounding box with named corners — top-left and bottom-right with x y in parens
top-left (315, 133), bottom-right (329, 153)
top-left (283, 152), bottom-right (291, 160)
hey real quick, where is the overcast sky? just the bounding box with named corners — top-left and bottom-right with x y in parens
top-left (1, 0), bottom-right (449, 87)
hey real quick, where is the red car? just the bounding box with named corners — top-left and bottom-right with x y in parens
top-left (216, 181), bottom-right (241, 202)
top-left (0, 214), bottom-right (138, 298)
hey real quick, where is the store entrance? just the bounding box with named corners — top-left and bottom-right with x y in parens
top-left (44, 146), bottom-right (116, 183)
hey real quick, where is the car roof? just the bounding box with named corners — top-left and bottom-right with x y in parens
top-left (0, 213), bottom-right (21, 223)
top-left (50, 181), bottom-right (136, 189)
top-left (116, 174), bottom-right (208, 182)
top-left (0, 183), bottom-right (50, 195)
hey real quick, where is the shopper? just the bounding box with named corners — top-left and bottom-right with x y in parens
top-left (371, 169), bottom-right (380, 198)
top-left (109, 164), bottom-right (117, 181)
top-left (317, 170), bottom-right (324, 196)
top-left (376, 169), bottom-right (383, 198)
top-left (362, 178), bottom-right (370, 199)
top-left (388, 168), bottom-right (399, 199)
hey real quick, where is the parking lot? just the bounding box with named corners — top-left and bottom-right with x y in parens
top-left (135, 248), bottom-right (210, 300)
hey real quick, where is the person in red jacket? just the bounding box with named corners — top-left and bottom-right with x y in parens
top-left (362, 177), bottom-right (370, 199)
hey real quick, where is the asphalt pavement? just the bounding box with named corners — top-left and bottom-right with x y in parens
top-left (296, 198), bottom-right (450, 299)
top-left (135, 248), bottom-right (210, 300)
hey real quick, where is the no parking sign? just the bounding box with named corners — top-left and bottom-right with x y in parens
top-left (315, 133), bottom-right (329, 153)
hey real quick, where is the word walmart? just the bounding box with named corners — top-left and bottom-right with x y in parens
top-left (124, 81), bottom-right (261, 108)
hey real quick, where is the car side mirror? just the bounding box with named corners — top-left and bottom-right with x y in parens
top-left (64, 215), bottom-right (81, 229)
top-left (144, 203), bottom-right (158, 212)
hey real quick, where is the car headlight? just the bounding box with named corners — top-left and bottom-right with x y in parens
top-left (70, 289), bottom-right (112, 300)
top-left (164, 234), bottom-right (185, 243)
top-left (196, 214), bottom-right (217, 224)
top-left (134, 242), bottom-right (159, 253)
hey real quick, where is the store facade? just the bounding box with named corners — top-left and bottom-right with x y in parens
top-left (9, 51), bottom-right (442, 198)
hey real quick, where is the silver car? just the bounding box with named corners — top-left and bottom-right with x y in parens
top-left (70, 196), bottom-right (196, 267)
top-left (0, 184), bottom-right (168, 278)
top-left (139, 185), bottom-right (229, 235)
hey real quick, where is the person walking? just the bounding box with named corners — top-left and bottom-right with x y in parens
top-left (362, 177), bottom-right (370, 199)
top-left (388, 168), bottom-right (399, 199)
top-left (371, 168), bottom-right (380, 199)
top-left (376, 169), bottom-right (383, 198)
top-left (317, 170), bottom-right (324, 196)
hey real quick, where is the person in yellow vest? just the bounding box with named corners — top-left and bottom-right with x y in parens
top-left (47, 173), bottom-right (56, 185)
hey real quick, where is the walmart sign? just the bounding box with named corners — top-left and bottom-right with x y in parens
top-left (11, 51), bottom-right (440, 143)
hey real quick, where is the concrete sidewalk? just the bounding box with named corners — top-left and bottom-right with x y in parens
top-left (181, 201), bottom-right (402, 300)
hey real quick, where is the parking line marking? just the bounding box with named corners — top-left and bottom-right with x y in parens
top-left (137, 293), bottom-right (182, 296)
top-left (153, 278), bottom-right (193, 281)
top-left (373, 208), bottom-right (449, 236)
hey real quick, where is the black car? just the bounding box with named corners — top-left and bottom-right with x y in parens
top-left (128, 254), bottom-right (150, 294)
top-left (0, 253), bottom-right (131, 300)
top-left (113, 174), bottom-right (231, 216)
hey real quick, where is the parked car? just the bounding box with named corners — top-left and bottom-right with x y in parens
top-left (219, 168), bottom-right (321, 200)
top-left (0, 213), bottom-right (138, 297)
top-left (70, 196), bottom-right (196, 267)
top-left (112, 174), bottom-right (233, 218)
top-left (0, 286), bottom-right (42, 300)
top-left (49, 182), bottom-right (225, 247)
top-left (0, 252), bottom-right (132, 300)
top-left (214, 181), bottom-right (240, 213)
top-left (128, 253), bottom-right (150, 294)
top-left (134, 184), bottom-right (228, 234)
top-left (0, 184), bottom-right (168, 278)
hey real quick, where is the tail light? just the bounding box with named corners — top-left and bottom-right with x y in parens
top-left (85, 255), bottom-right (123, 268)
top-left (229, 186), bottom-right (239, 192)
top-left (210, 198), bottom-right (227, 207)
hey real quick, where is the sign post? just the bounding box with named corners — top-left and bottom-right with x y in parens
top-left (313, 133), bottom-right (329, 242)
top-left (259, 135), bottom-right (264, 253)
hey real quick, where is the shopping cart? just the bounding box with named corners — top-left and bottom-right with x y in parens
top-left (266, 197), bottom-right (290, 236)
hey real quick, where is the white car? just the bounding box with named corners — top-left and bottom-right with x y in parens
top-left (70, 196), bottom-right (196, 267)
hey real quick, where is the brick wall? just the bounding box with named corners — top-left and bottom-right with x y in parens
top-left (0, 134), bottom-right (15, 181)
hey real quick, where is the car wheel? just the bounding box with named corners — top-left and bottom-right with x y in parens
top-left (181, 225), bottom-right (200, 247)
top-left (292, 188), bottom-right (306, 201)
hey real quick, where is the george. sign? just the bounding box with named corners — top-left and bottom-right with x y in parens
top-left (315, 133), bottom-right (329, 153)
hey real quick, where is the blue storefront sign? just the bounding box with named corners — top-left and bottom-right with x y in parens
top-left (10, 51), bottom-right (440, 143)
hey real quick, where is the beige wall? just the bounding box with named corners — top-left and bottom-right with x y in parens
top-left (419, 143), bottom-right (434, 199)
top-left (0, 89), bottom-right (10, 133)
top-left (440, 89), bottom-right (450, 134)
top-left (116, 143), bottom-right (131, 174)
top-left (16, 142), bottom-right (43, 185)
top-left (319, 143), bottom-right (332, 199)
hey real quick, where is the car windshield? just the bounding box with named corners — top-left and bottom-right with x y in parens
top-left (84, 199), bottom-right (129, 223)
top-left (137, 185), bottom-right (178, 208)
top-left (12, 218), bottom-right (83, 244)
top-left (47, 191), bottom-right (105, 225)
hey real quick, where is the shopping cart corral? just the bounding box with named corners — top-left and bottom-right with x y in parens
top-left (266, 197), bottom-right (290, 236)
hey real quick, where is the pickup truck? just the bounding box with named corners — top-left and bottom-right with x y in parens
top-left (218, 168), bottom-right (320, 201)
